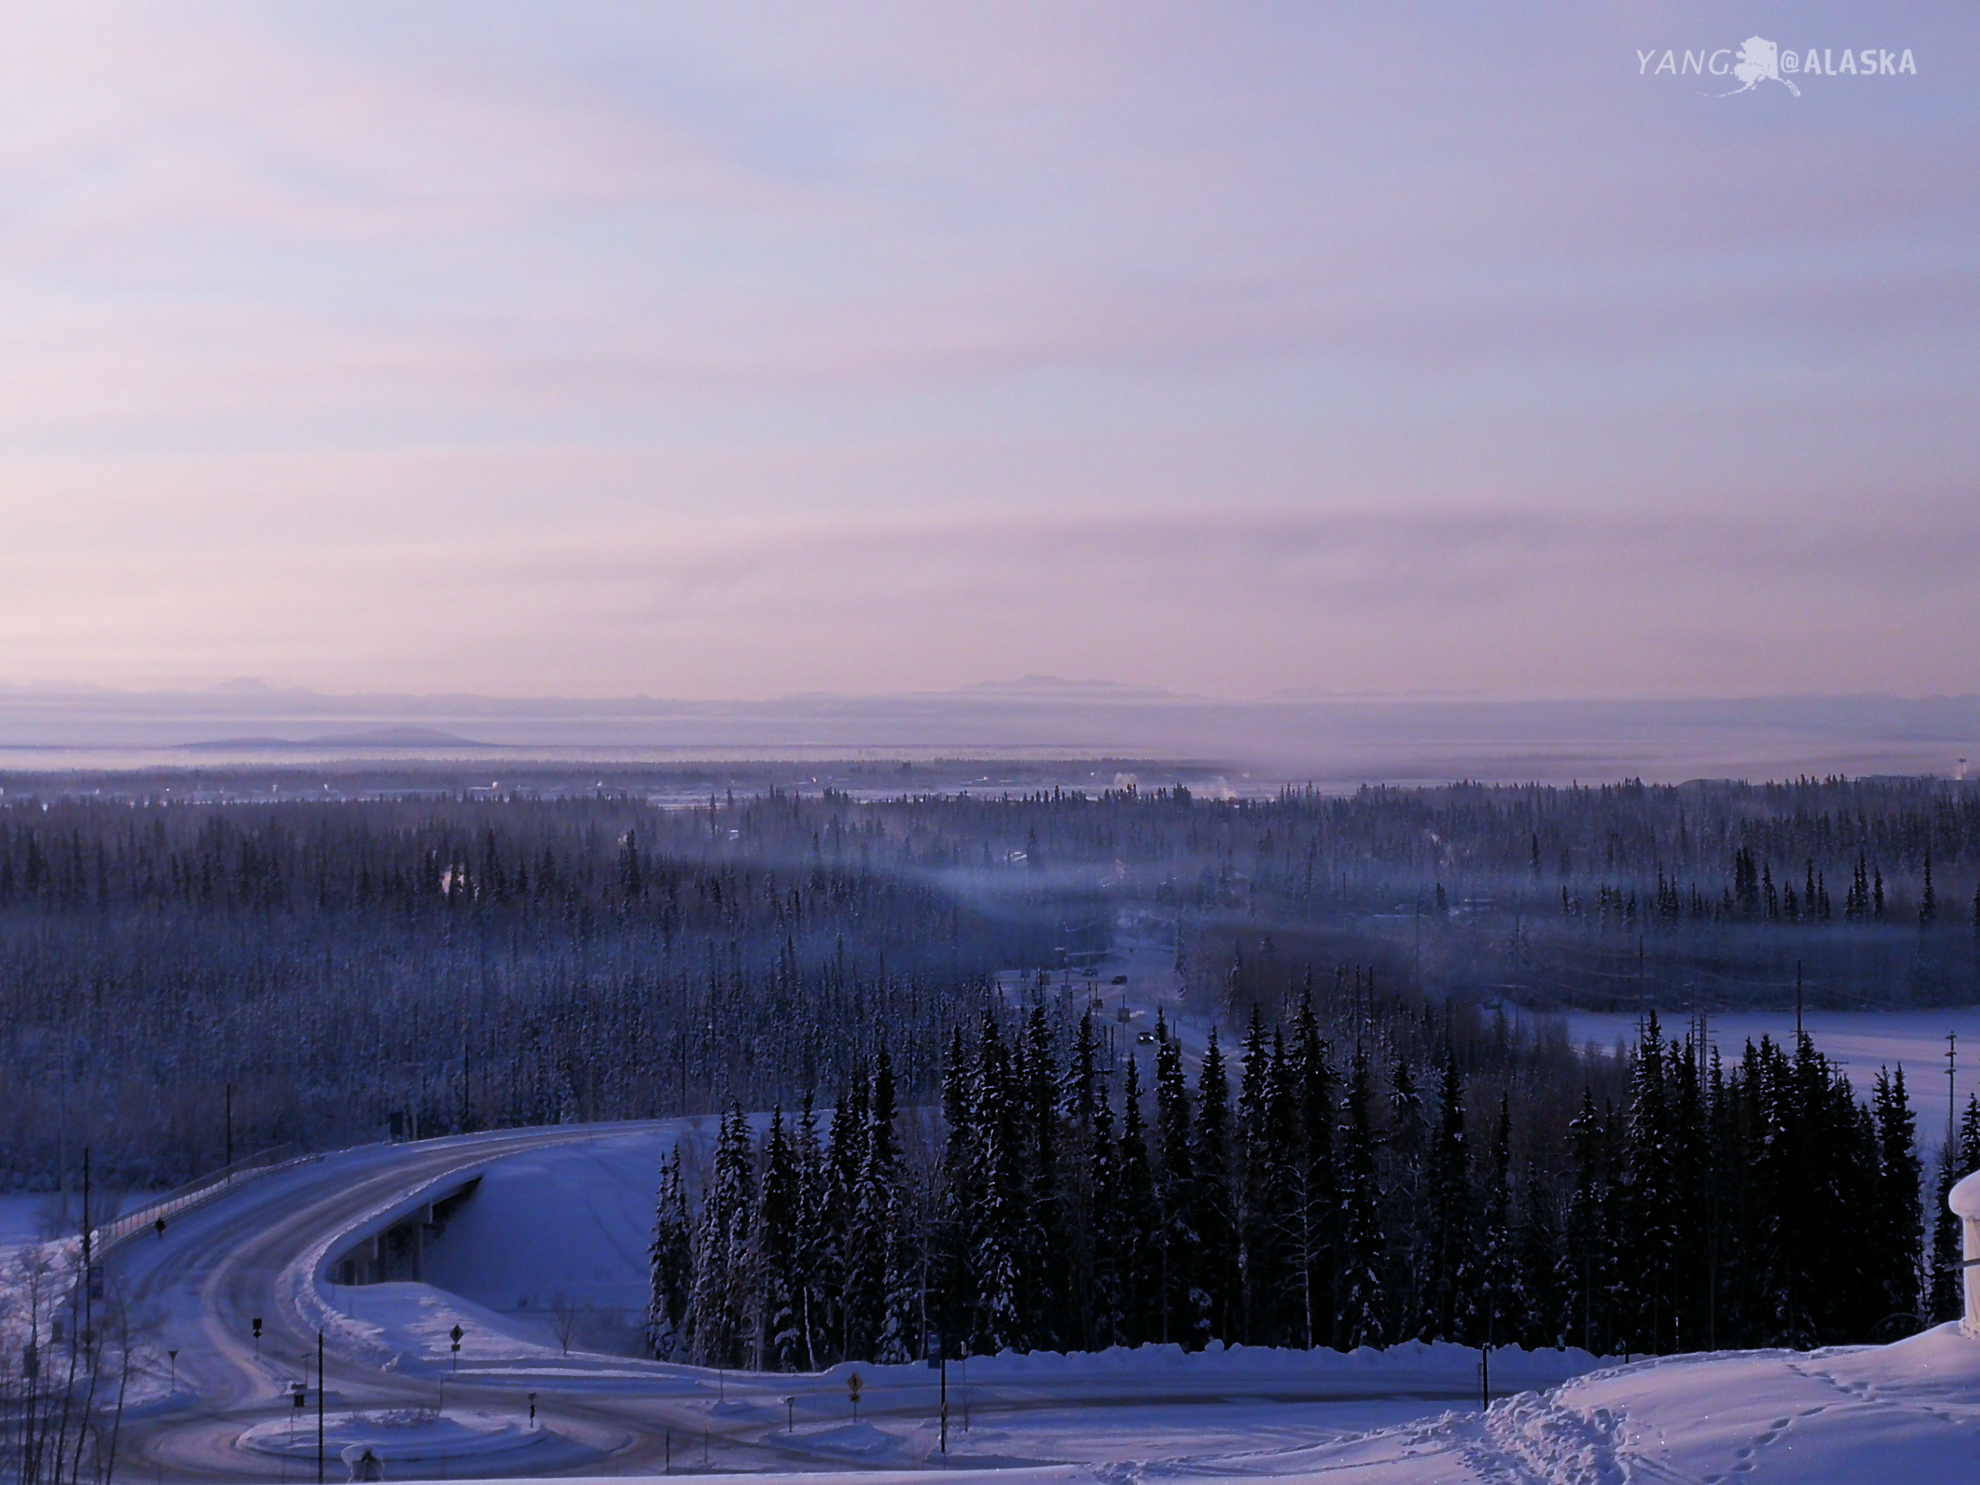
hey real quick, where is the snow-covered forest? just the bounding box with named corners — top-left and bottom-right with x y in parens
top-left (1, 773), bottom-right (1976, 1193)
top-left (651, 958), bottom-right (1979, 1372)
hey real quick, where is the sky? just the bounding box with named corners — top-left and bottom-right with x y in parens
top-left (1, 2), bottom-right (1975, 701)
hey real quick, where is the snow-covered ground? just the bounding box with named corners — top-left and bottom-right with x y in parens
top-left (408, 1123), bottom-right (721, 1353)
top-left (331, 1326), bottom-right (1980, 1483)
top-left (8, 1110), bottom-right (1967, 1483)
top-left (318, 1122), bottom-right (1980, 1484)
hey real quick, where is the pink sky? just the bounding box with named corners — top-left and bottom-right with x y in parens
top-left (1, 4), bottom-right (1974, 700)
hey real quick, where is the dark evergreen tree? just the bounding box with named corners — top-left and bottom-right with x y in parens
top-left (1623, 1015), bottom-right (1676, 1352)
top-left (1288, 992), bottom-right (1337, 1350)
top-left (690, 1102), bottom-right (757, 1366)
top-left (1871, 1065), bottom-right (1922, 1332)
top-left (1152, 1011), bottom-right (1203, 1347)
top-left (1559, 1089), bottom-right (1614, 1354)
top-left (1337, 1043), bottom-right (1387, 1348)
top-left (1382, 1052), bottom-right (1428, 1341)
top-left (934, 1026), bottom-right (976, 1356)
top-left (1466, 1093), bottom-right (1522, 1349)
top-left (753, 1107), bottom-right (804, 1370)
top-left (645, 1143), bottom-right (693, 1359)
top-left (1192, 1028), bottom-right (1239, 1344)
top-left (1089, 1080), bottom-right (1125, 1346)
top-left (1117, 1051), bottom-right (1160, 1343)
top-left (1018, 1006), bottom-right (1066, 1351)
top-left (969, 1011), bottom-right (1025, 1352)
top-left (1423, 1049), bottom-right (1470, 1342)
top-left (793, 1090), bottom-right (829, 1368)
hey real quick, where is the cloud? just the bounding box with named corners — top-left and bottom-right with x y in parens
top-left (4, 502), bottom-right (1976, 700)
top-left (0, 5), bottom-right (1974, 699)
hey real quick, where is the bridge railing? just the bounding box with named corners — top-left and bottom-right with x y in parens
top-left (92, 1143), bottom-right (312, 1261)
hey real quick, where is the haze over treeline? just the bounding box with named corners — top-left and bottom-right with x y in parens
top-left (3, 683), bottom-right (1979, 781)
top-left (2, 770), bottom-right (1977, 1191)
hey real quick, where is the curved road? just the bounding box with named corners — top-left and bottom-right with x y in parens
top-left (108, 1126), bottom-right (784, 1480)
top-left (103, 1125), bottom-right (1525, 1482)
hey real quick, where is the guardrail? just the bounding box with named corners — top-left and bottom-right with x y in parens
top-left (92, 1143), bottom-right (311, 1260)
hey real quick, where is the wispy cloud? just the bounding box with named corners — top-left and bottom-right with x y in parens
top-left (0, 5), bottom-right (1974, 697)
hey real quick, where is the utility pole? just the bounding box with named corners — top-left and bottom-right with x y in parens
top-left (81, 1147), bottom-right (92, 1338)
top-left (1948, 1031), bottom-right (1959, 1147)
top-left (225, 1082), bottom-right (234, 1168)
top-left (317, 1332), bottom-right (325, 1485)
top-left (1795, 961), bottom-right (1803, 1041)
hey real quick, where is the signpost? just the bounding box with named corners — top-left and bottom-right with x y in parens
top-left (846, 1370), bottom-right (863, 1422)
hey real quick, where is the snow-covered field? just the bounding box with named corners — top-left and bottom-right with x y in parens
top-left (338, 1325), bottom-right (1980, 1484)
top-left (274, 1330), bottom-right (1980, 1484)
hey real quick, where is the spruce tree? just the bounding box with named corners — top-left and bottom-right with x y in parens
top-left (1424, 1049), bottom-right (1470, 1342)
top-left (753, 1107), bottom-right (804, 1370)
top-left (936, 1027), bottom-right (977, 1356)
top-left (821, 1069), bottom-right (869, 1359)
top-left (1871, 1065), bottom-right (1922, 1331)
top-left (1192, 1028), bottom-right (1239, 1343)
top-left (794, 1091), bottom-right (828, 1368)
top-left (1062, 1010), bottom-right (1102, 1348)
top-left (1117, 1052), bottom-right (1160, 1343)
top-left (1153, 1011), bottom-right (1202, 1347)
top-left (1382, 1053), bottom-right (1427, 1340)
top-left (1289, 994), bottom-right (1337, 1350)
top-left (690, 1102), bottom-right (758, 1367)
top-left (1667, 1036), bottom-right (1710, 1351)
top-left (1236, 1006), bottom-right (1275, 1343)
top-left (1928, 1139), bottom-right (1964, 1323)
top-left (970, 1011), bottom-right (1025, 1352)
top-left (1623, 1015), bottom-right (1676, 1352)
top-left (1019, 1006), bottom-right (1065, 1351)
top-left (1336, 1043), bottom-right (1387, 1348)
top-left (646, 1144), bottom-right (693, 1359)
top-left (1089, 1080), bottom-right (1126, 1346)
top-left (845, 1047), bottom-right (903, 1359)
top-left (1466, 1093), bottom-right (1523, 1349)
top-left (1560, 1089), bottom-right (1613, 1354)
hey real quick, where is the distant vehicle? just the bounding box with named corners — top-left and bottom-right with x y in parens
top-left (1136, 1030), bottom-right (1156, 1045)
top-left (1111, 974), bottom-right (1128, 984)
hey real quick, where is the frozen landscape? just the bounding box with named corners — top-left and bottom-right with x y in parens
top-left (7, 4), bottom-right (1978, 1481)
top-left (4, 1123), bottom-right (1978, 1484)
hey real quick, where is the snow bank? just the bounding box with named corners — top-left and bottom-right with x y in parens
top-left (898, 1337), bottom-right (1603, 1392)
top-left (240, 1408), bottom-right (544, 1464)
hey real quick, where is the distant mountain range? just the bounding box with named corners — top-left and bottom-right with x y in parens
top-left (0, 680), bottom-right (1974, 783)
top-left (181, 726), bottom-right (494, 751)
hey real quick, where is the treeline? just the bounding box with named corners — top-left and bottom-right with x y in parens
top-left (649, 975), bottom-right (1943, 1370)
top-left (0, 792), bottom-right (1081, 1189)
top-left (4, 774), bottom-right (1978, 1189)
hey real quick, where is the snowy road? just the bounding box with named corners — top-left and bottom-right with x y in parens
top-left (107, 1125), bottom-right (712, 1479)
top-left (99, 1124), bottom-right (1606, 1482)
